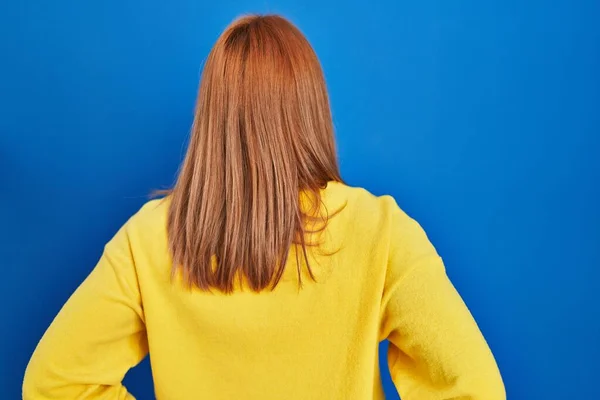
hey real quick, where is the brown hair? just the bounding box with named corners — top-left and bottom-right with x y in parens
top-left (167, 14), bottom-right (342, 292)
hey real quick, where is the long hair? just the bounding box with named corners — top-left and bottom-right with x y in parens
top-left (167, 14), bottom-right (342, 292)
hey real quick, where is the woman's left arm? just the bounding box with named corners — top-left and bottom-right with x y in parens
top-left (380, 199), bottom-right (505, 399)
top-left (23, 221), bottom-right (148, 400)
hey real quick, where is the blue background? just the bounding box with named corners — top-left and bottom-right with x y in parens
top-left (1, 0), bottom-right (598, 399)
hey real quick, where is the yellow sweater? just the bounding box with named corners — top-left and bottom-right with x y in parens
top-left (23, 182), bottom-right (504, 399)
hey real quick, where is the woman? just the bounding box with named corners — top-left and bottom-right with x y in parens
top-left (23, 14), bottom-right (504, 400)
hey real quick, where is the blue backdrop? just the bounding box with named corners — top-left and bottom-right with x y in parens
top-left (1, 1), bottom-right (598, 399)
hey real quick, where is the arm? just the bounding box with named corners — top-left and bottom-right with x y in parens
top-left (23, 219), bottom-right (148, 399)
top-left (380, 203), bottom-right (505, 399)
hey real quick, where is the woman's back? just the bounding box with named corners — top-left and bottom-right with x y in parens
top-left (142, 182), bottom-right (390, 398)
top-left (24, 181), bottom-right (503, 399)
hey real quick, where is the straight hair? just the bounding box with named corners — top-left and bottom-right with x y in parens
top-left (166, 14), bottom-right (342, 292)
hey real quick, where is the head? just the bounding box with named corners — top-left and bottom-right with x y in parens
top-left (168, 14), bottom-right (342, 292)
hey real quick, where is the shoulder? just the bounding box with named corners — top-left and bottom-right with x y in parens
top-left (123, 197), bottom-right (171, 244)
top-left (330, 183), bottom-right (441, 272)
top-left (323, 182), bottom-right (424, 259)
top-left (327, 182), bottom-right (434, 252)
top-left (133, 197), bottom-right (170, 222)
top-left (325, 181), bottom-right (410, 225)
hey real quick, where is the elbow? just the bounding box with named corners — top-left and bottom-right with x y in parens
top-left (463, 364), bottom-right (506, 400)
top-left (23, 355), bottom-right (57, 400)
top-left (23, 360), bottom-right (133, 400)
top-left (22, 363), bottom-right (45, 400)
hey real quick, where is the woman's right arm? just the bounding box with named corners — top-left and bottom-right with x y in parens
top-left (23, 219), bottom-right (148, 399)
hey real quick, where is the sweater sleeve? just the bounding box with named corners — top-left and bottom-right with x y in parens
top-left (379, 200), bottom-right (505, 400)
top-left (23, 218), bottom-right (148, 400)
